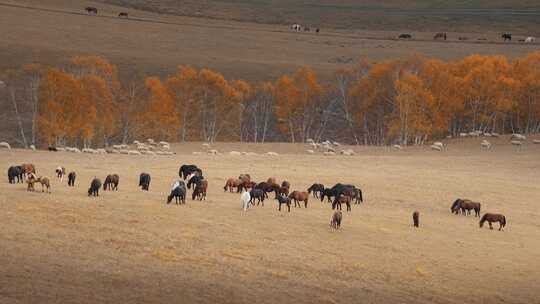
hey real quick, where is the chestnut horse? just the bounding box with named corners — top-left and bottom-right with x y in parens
top-left (289, 191), bottom-right (309, 208)
top-left (333, 194), bottom-right (351, 212)
top-left (480, 213), bottom-right (506, 231)
top-left (224, 178), bottom-right (241, 192)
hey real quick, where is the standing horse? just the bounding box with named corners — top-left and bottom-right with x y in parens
top-left (249, 189), bottom-right (266, 206)
top-left (480, 213), bottom-right (506, 231)
top-left (330, 210), bottom-right (342, 230)
top-left (179, 165), bottom-right (202, 180)
top-left (192, 180), bottom-right (208, 200)
top-left (67, 172), bottom-right (76, 187)
top-left (55, 166), bottom-right (66, 182)
top-left (289, 191), bottom-right (309, 208)
top-left (501, 33), bottom-right (512, 41)
top-left (139, 173), bottom-right (151, 191)
top-left (8, 166), bottom-right (23, 183)
top-left (85, 7), bottom-right (98, 15)
top-left (241, 189), bottom-right (251, 211)
top-left (307, 183), bottom-right (325, 198)
top-left (333, 194), bottom-right (352, 212)
top-left (434, 32), bottom-right (447, 40)
top-left (277, 194), bottom-right (291, 212)
top-left (412, 211), bottom-right (420, 227)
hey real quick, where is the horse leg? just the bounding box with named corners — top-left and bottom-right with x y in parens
top-left (489, 222), bottom-right (493, 230)
top-left (347, 202), bottom-right (351, 212)
top-left (278, 202), bottom-right (281, 211)
top-left (287, 203), bottom-right (290, 212)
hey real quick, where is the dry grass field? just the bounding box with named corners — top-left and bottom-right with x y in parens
top-left (1, 137), bottom-right (540, 304)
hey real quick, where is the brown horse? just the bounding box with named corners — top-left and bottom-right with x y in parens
top-left (103, 174), bottom-right (119, 191)
top-left (289, 191), bottom-right (309, 208)
top-left (334, 194), bottom-right (352, 212)
top-left (330, 210), bottom-right (342, 230)
top-left (238, 180), bottom-right (256, 193)
top-left (193, 180), bottom-right (208, 200)
top-left (224, 178), bottom-right (241, 192)
top-left (451, 199), bottom-right (481, 217)
top-left (21, 163), bottom-right (36, 176)
top-left (480, 213), bottom-right (506, 231)
top-left (433, 32), bottom-right (447, 40)
top-left (267, 177), bottom-right (277, 185)
top-left (35, 176), bottom-right (51, 193)
top-left (412, 211), bottom-right (419, 227)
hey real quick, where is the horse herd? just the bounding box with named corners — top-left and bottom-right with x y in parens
top-left (6, 163), bottom-right (506, 231)
top-left (84, 6), bottom-right (129, 18)
top-left (398, 32), bottom-right (535, 43)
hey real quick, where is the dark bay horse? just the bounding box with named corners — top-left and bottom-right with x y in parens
top-left (480, 213), bottom-right (506, 231)
top-left (451, 199), bottom-right (481, 217)
top-left (307, 183), bottom-right (324, 198)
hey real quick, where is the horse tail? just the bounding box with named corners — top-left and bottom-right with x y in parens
top-left (479, 214), bottom-right (487, 228)
top-left (358, 189), bottom-right (363, 202)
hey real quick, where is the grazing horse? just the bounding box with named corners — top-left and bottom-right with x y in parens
top-left (187, 175), bottom-right (204, 189)
top-left (501, 33), bottom-right (512, 41)
top-left (308, 183), bottom-right (325, 198)
top-left (55, 166), bottom-right (66, 182)
top-left (35, 176), bottom-right (51, 193)
top-left (167, 186), bottom-right (186, 205)
top-left (525, 36), bottom-right (536, 43)
top-left (118, 12), bottom-right (128, 18)
top-left (433, 32), bottom-right (447, 40)
top-left (412, 211), bottom-right (420, 227)
top-left (103, 174), bottom-right (119, 191)
top-left (8, 166), bottom-right (23, 183)
top-left (320, 188), bottom-right (335, 203)
top-left (249, 189), bottom-right (266, 206)
top-left (451, 199), bottom-right (481, 217)
top-left (192, 180), bottom-right (208, 201)
top-left (399, 33), bottom-right (412, 39)
top-left (240, 189), bottom-right (251, 211)
top-left (480, 213), bottom-right (506, 231)
top-left (255, 182), bottom-right (279, 198)
top-left (26, 173), bottom-right (37, 191)
top-left (224, 178), bottom-right (242, 192)
top-left (237, 180), bottom-right (256, 193)
top-left (88, 178), bottom-right (102, 196)
top-left (139, 173), bottom-right (151, 191)
top-left (330, 210), bottom-right (342, 230)
top-left (67, 172), bottom-right (76, 187)
top-left (85, 7), bottom-right (98, 15)
top-left (289, 191), bottom-right (309, 208)
top-left (179, 165), bottom-right (202, 180)
top-left (277, 194), bottom-right (291, 212)
top-left (333, 194), bottom-right (352, 212)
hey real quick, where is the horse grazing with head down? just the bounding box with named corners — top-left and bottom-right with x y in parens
top-left (480, 213), bottom-right (506, 231)
top-left (104, 174), bottom-right (119, 191)
top-left (330, 210), bottom-right (342, 230)
top-left (167, 186), bottom-right (186, 205)
top-left (307, 183), bottom-right (324, 198)
top-left (179, 165), bottom-right (202, 180)
top-left (192, 180), bottom-right (208, 201)
top-left (451, 199), bottom-right (481, 217)
top-left (224, 178), bottom-right (242, 192)
top-left (68, 172), bottom-right (76, 187)
top-left (139, 173), bottom-right (151, 191)
top-left (88, 178), bottom-right (102, 196)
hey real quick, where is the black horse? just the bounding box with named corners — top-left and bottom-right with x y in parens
top-left (307, 183), bottom-right (325, 198)
top-left (67, 172), bottom-right (76, 187)
top-left (502, 33), bottom-right (512, 41)
top-left (139, 173), bottom-right (151, 191)
top-left (88, 178), bottom-right (102, 196)
top-left (104, 174), bottom-right (119, 191)
top-left (179, 165), bottom-right (202, 180)
top-left (249, 189), bottom-right (266, 206)
top-left (8, 166), bottom-right (23, 184)
top-left (187, 175), bottom-right (204, 189)
top-left (399, 33), bottom-right (412, 39)
top-left (167, 187), bottom-right (186, 205)
top-left (277, 194), bottom-right (291, 212)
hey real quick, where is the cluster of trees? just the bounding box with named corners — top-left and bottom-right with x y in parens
top-left (1, 52), bottom-right (539, 147)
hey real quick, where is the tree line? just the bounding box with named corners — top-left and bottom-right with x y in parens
top-left (1, 52), bottom-right (539, 148)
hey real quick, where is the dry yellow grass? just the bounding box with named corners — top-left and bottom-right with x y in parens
top-left (1, 137), bottom-right (540, 303)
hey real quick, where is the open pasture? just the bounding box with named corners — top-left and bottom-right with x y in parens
top-left (1, 139), bottom-right (540, 303)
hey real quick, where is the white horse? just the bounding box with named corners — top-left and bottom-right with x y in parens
top-left (525, 37), bottom-right (536, 43)
top-left (240, 189), bottom-right (251, 211)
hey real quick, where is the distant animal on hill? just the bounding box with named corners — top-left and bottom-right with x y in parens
top-left (67, 172), bottom-right (76, 187)
top-left (103, 174), bottom-right (119, 191)
top-left (525, 36), bottom-right (536, 43)
top-left (85, 7), bottom-right (98, 15)
top-left (118, 12), bottom-right (128, 18)
top-left (399, 33), bottom-right (412, 39)
top-left (7, 166), bottom-right (23, 184)
top-left (330, 210), bottom-right (342, 230)
top-left (413, 211), bottom-right (420, 227)
top-left (501, 33), bottom-right (512, 41)
top-left (139, 173), bottom-right (151, 191)
top-left (88, 178), bottom-right (102, 196)
top-left (48, 147), bottom-right (58, 152)
top-left (55, 166), bottom-right (66, 182)
top-left (480, 213), bottom-right (506, 231)
top-left (433, 32), bottom-right (447, 40)
top-left (277, 194), bottom-right (291, 212)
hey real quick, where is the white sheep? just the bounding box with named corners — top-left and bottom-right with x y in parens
top-left (0, 142), bottom-right (11, 150)
top-left (266, 152), bottom-right (279, 156)
top-left (511, 134), bottom-right (526, 141)
top-left (491, 132), bottom-right (500, 137)
top-left (323, 151), bottom-right (336, 156)
top-left (207, 149), bottom-right (219, 155)
top-left (433, 142), bottom-right (444, 149)
top-left (533, 139), bottom-right (540, 144)
top-left (340, 149), bottom-right (355, 156)
top-left (306, 149), bottom-right (315, 154)
top-left (56, 147), bottom-right (66, 152)
top-left (29, 145), bottom-right (36, 151)
top-left (392, 144), bottom-right (402, 150)
top-left (481, 140), bottom-right (491, 150)
top-left (430, 145), bottom-right (442, 151)
top-left (459, 133), bottom-right (468, 138)
top-left (128, 150), bottom-right (141, 155)
top-left (229, 151), bottom-right (242, 156)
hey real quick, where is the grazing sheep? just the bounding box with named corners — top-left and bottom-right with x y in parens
top-left (159, 141), bottom-right (169, 146)
top-left (192, 151), bottom-right (202, 155)
top-left (340, 149), bottom-right (355, 156)
top-left (333, 141), bottom-right (340, 146)
top-left (88, 178), bottom-right (102, 196)
top-left (330, 210), bottom-right (342, 230)
top-left (481, 140), bottom-right (492, 149)
top-left (0, 142), bottom-right (11, 150)
top-left (511, 140), bottom-right (523, 150)
top-left (56, 147), bottom-right (66, 152)
top-left (433, 142), bottom-right (444, 149)
top-left (430, 145), bottom-right (442, 151)
top-left (511, 134), bottom-right (526, 141)
top-left (266, 152), bottom-right (279, 156)
top-left (202, 143), bottom-right (210, 148)
top-left (324, 151), bottom-right (336, 156)
top-left (306, 149), bottom-right (315, 154)
top-left (412, 211), bottom-right (419, 228)
top-left (392, 144), bottom-right (402, 150)
top-left (128, 150), bottom-right (141, 155)
top-left (207, 149), bottom-right (219, 155)
top-left (533, 140), bottom-right (540, 144)
top-left (229, 151), bottom-right (242, 156)
top-left (491, 132), bottom-right (500, 137)
top-left (483, 133), bottom-right (492, 137)
top-left (306, 138), bottom-right (315, 144)
top-left (29, 145), bottom-right (36, 151)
